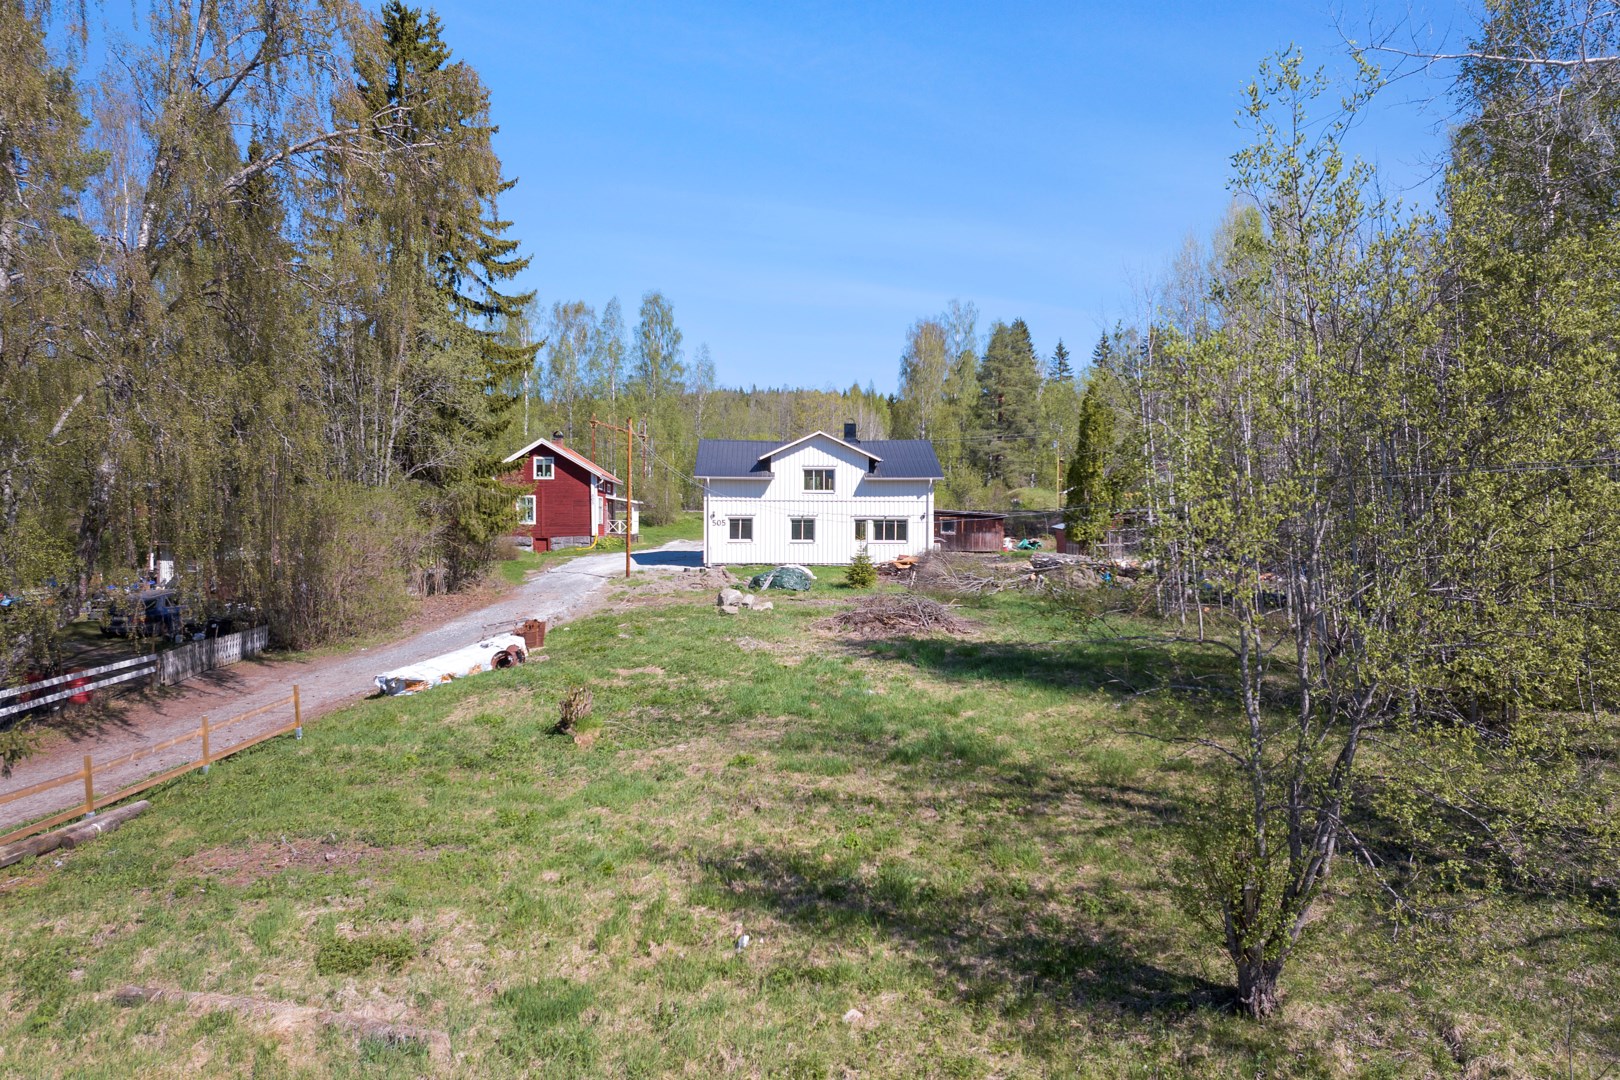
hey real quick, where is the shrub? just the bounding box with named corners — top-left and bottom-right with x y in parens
top-left (845, 546), bottom-right (877, 589)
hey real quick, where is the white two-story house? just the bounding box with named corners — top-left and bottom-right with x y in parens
top-left (696, 425), bottom-right (942, 566)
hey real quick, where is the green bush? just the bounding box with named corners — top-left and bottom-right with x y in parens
top-left (845, 546), bottom-right (877, 589)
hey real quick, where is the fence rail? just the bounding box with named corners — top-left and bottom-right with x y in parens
top-left (0, 659), bottom-right (159, 722)
top-left (0, 625), bottom-right (270, 725)
top-left (0, 685), bottom-right (303, 847)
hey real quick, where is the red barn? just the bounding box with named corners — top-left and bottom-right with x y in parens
top-left (502, 434), bottom-right (639, 552)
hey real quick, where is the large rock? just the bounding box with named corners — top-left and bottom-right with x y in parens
top-left (753, 600), bottom-right (774, 612)
top-left (719, 604), bottom-right (741, 616)
top-left (718, 588), bottom-right (743, 608)
top-left (739, 593), bottom-right (758, 609)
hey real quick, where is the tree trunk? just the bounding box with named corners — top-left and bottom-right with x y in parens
top-left (1235, 955), bottom-right (1283, 1019)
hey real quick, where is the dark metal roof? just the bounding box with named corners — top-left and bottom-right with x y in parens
top-left (695, 437), bottom-right (943, 479)
top-left (936, 509), bottom-right (1008, 520)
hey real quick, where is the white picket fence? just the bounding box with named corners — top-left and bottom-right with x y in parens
top-left (0, 626), bottom-right (269, 721)
top-left (158, 625), bottom-right (269, 685)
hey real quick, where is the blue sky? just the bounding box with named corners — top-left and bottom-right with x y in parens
top-left (431, 1), bottom-right (1473, 392)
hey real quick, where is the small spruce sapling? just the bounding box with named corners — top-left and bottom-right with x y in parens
top-left (845, 546), bottom-right (877, 589)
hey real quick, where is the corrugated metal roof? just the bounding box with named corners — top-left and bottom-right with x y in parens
top-left (695, 436), bottom-right (942, 479)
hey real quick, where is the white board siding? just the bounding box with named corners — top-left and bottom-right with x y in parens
top-left (702, 436), bottom-right (934, 565)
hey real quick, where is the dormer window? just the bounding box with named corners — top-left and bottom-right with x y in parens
top-left (533, 456), bottom-right (555, 480)
top-left (803, 467), bottom-right (834, 492)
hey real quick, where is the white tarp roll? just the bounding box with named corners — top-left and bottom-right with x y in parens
top-left (374, 634), bottom-right (528, 696)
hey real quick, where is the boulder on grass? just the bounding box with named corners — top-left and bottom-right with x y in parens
top-left (718, 588), bottom-right (743, 607)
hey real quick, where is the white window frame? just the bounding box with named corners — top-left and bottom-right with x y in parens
top-left (790, 517), bottom-right (816, 542)
top-left (802, 467), bottom-right (835, 493)
top-left (533, 456), bottom-right (555, 480)
top-left (729, 517), bottom-right (754, 542)
top-left (867, 518), bottom-right (907, 542)
top-left (854, 519), bottom-right (866, 541)
top-left (516, 495), bottom-right (536, 525)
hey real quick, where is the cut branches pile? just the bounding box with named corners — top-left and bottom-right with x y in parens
top-left (825, 594), bottom-right (973, 637)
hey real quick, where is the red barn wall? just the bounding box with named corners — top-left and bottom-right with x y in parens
top-left (507, 452), bottom-right (595, 550)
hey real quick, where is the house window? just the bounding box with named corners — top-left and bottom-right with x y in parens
top-left (791, 518), bottom-right (816, 542)
top-left (939, 519), bottom-right (958, 535)
top-left (803, 467), bottom-right (834, 492)
top-left (854, 520), bottom-right (866, 541)
top-left (729, 517), bottom-right (753, 541)
top-left (867, 519), bottom-right (907, 542)
top-left (533, 456), bottom-right (555, 480)
top-left (516, 495), bottom-right (536, 525)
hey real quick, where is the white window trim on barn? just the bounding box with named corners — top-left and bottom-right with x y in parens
top-left (516, 495), bottom-right (536, 525)
top-left (533, 456), bottom-right (555, 480)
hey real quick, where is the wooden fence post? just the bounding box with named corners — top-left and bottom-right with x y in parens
top-left (293, 685), bottom-right (303, 739)
top-left (83, 755), bottom-right (94, 817)
top-left (200, 716), bottom-right (210, 775)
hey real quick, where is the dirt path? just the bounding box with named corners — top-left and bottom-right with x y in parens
top-left (0, 542), bottom-right (704, 832)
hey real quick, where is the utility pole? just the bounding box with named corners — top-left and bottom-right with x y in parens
top-left (589, 416), bottom-right (637, 579)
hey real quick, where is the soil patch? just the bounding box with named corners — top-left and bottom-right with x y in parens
top-left (180, 839), bottom-right (393, 887)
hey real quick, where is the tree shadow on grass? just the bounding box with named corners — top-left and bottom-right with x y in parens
top-left (687, 840), bottom-right (1231, 1025)
top-left (858, 632), bottom-right (1233, 702)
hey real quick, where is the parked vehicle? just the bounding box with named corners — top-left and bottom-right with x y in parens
top-left (100, 589), bottom-right (185, 639)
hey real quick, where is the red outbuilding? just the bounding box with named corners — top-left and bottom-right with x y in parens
top-left (503, 434), bottom-right (640, 552)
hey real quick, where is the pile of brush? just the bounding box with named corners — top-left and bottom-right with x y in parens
top-left (826, 594), bottom-right (972, 636)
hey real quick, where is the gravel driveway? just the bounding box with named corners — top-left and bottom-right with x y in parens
top-left (0, 541), bottom-right (704, 834)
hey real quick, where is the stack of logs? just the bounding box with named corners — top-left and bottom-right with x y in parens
top-left (0, 800), bottom-right (150, 869)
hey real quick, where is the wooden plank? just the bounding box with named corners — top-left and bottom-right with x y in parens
top-left (0, 768), bottom-right (90, 807)
top-left (95, 726), bottom-right (203, 772)
top-left (96, 758), bottom-right (202, 808)
top-left (208, 695), bottom-right (293, 733)
top-left (223, 720), bottom-right (299, 757)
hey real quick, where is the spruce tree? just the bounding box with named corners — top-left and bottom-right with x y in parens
top-left (1062, 376), bottom-right (1117, 549)
top-left (972, 319), bottom-right (1042, 486)
top-left (1050, 339), bottom-right (1073, 381)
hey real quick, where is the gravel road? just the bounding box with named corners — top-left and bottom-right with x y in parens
top-left (0, 541), bottom-right (704, 833)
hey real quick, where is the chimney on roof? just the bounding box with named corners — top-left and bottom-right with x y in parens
top-left (843, 422), bottom-right (858, 442)
top-left (552, 429), bottom-right (564, 444)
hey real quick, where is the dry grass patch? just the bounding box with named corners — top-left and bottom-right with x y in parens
top-left (179, 839), bottom-right (406, 887)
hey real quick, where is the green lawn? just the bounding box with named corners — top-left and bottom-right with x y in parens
top-left (0, 576), bottom-right (1611, 1077)
top-left (496, 512), bottom-right (705, 586)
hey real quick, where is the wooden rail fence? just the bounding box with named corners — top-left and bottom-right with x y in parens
top-left (0, 685), bottom-right (304, 847)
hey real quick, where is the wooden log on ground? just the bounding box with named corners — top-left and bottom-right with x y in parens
top-left (111, 985), bottom-right (450, 1063)
top-left (0, 830), bottom-right (67, 870)
top-left (0, 799), bottom-right (153, 867)
top-left (58, 800), bottom-right (151, 849)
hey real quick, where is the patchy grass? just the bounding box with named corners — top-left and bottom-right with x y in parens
top-left (0, 583), bottom-right (1612, 1077)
